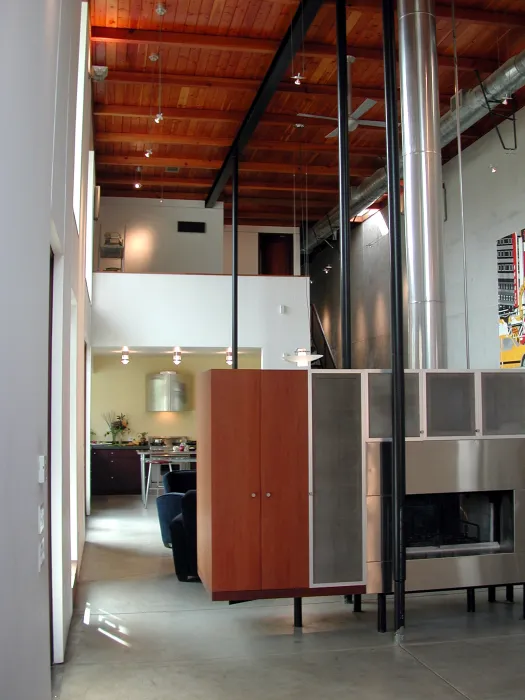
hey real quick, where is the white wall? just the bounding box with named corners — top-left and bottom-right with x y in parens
top-left (91, 273), bottom-right (310, 369)
top-left (443, 106), bottom-right (525, 369)
top-left (223, 225), bottom-right (301, 275)
top-left (97, 197), bottom-right (224, 274)
top-left (0, 0), bottom-right (91, 695)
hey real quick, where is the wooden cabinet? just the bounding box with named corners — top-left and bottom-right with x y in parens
top-left (91, 448), bottom-right (142, 495)
top-left (197, 369), bottom-right (309, 599)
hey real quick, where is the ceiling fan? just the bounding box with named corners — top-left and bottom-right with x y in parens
top-left (297, 56), bottom-right (386, 138)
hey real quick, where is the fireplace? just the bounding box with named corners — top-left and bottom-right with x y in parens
top-left (405, 491), bottom-right (514, 559)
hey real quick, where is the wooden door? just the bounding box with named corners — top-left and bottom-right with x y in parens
top-left (260, 371), bottom-right (309, 590)
top-left (209, 370), bottom-right (262, 593)
top-left (259, 233), bottom-right (294, 276)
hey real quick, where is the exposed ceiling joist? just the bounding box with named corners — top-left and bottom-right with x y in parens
top-left (95, 132), bottom-right (386, 157)
top-left (92, 27), bottom-right (498, 71)
top-left (103, 70), bottom-right (383, 99)
top-left (97, 176), bottom-right (340, 194)
top-left (346, 0), bottom-right (525, 28)
top-left (97, 154), bottom-right (374, 177)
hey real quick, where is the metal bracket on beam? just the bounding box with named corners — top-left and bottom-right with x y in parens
top-left (474, 69), bottom-right (518, 152)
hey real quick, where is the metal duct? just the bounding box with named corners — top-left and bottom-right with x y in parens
top-left (399, 0), bottom-right (444, 369)
top-left (307, 47), bottom-right (525, 252)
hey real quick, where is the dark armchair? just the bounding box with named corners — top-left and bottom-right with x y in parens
top-left (170, 489), bottom-right (198, 581)
top-left (156, 470), bottom-right (197, 547)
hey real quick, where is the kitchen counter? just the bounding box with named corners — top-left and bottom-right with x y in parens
top-left (91, 443), bottom-right (149, 450)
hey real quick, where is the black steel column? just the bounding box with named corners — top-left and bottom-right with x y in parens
top-left (231, 150), bottom-right (239, 369)
top-left (336, 0), bottom-right (351, 369)
top-left (382, 0), bottom-right (406, 641)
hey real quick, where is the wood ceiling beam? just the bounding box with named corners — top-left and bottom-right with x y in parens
top-left (95, 132), bottom-right (386, 157)
top-left (345, 0), bottom-right (525, 29)
top-left (97, 175), bottom-right (341, 194)
top-left (92, 27), bottom-right (497, 72)
top-left (97, 154), bottom-right (374, 177)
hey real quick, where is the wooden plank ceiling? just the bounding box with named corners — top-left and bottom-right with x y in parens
top-left (91, 0), bottom-right (525, 226)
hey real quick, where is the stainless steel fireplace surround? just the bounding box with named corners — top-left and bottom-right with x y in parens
top-left (309, 370), bottom-right (525, 593)
top-left (366, 439), bottom-right (525, 593)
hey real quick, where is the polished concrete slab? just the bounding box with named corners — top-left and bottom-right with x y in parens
top-left (58, 495), bottom-right (525, 700)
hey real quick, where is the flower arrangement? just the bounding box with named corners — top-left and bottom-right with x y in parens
top-left (103, 412), bottom-right (130, 443)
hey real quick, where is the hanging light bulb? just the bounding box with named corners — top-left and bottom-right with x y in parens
top-left (145, 148), bottom-right (153, 158)
top-left (121, 346), bottom-right (130, 365)
top-left (292, 73), bottom-right (304, 86)
top-left (226, 347), bottom-right (233, 366)
top-left (173, 346), bottom-right (182, 365)
top-left (154, 112), bottom-right (163, 124)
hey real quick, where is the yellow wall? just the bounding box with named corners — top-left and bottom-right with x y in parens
top-left (91, 351), bottom-right (261, 441)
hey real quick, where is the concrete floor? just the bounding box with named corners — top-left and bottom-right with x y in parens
top-left (54, 495), bottom-right (525, 700)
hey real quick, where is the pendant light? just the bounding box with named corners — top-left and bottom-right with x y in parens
top-left (283, 348), bottom-right (322, 367)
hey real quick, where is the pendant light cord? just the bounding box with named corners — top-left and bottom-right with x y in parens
top-left (452, 0), bottom-right (470, 368)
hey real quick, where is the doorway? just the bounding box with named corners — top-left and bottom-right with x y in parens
top-left (258, 233), bottom-right (294, 276)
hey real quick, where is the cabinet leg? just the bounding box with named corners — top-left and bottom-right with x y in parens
top-left (506, 585), bottom-right (514, 603)
top-left (377, 594), bottom-right (387, 633)
top-left (488, 586), bottom-right (496, 603)
top-left (344, 595), bottom-right (353, 604)
top-left (353, 594), bottom-right (362, 613)
top-left (294, 597), bottom-right (303, 628)
top-left (467, 588), bottom-right (476, 613)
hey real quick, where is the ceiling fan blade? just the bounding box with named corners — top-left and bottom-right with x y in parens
top-left (350, 98), bottom-right (377, 120)
top-left (297, 113), bottom-right (338, 122)
top-left (325, 127), bottom-right (339, 138)
top-left (356, 119), bottom-right (387, 128)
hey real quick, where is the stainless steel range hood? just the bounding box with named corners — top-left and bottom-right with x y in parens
top-left (146, 371), bottom-right (186, 412)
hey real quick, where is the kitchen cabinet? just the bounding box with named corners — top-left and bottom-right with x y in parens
top-left (197, 369), bottom-right (309, 599)
top-left (91, 448), bottom-right (142, 495)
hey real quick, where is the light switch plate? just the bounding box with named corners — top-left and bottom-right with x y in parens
top-left (38, 455), bottom-right (47, 484)
top-left (38, 503), bottom-right (45, 535)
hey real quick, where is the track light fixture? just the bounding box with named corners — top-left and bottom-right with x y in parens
top-left (173, 347), bottom-right (182, 365)
top-left (145, 148), bottom-right (153, 158)
top-left (154, 113), bottom-right (163, 124)
top-left (294, 122), bottom-right (305, 128)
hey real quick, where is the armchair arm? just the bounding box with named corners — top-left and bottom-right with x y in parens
top-left (156, 492), bottom-right (184, 547)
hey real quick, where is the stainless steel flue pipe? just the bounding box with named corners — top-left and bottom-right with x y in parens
top-left (399, 0), bottom-right (444, 368)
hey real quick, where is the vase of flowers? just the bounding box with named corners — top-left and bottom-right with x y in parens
top-left (103, 412), bottom-right (130, 444)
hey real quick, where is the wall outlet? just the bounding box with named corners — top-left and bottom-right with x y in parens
top-left (38, 538), bottom-right (45, 572)
top-left (38, 455), bottom-right (47, 484)
top-left (38, 503), bottom-right (45, 535)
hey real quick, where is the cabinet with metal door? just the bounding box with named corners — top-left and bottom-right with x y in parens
top-left (91, 448), bottom-right (142, 495)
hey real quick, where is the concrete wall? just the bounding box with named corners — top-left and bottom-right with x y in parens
top-left (309, 210), bottom-right (401, 369)
top-left (223, 225), bottom-right (301, 275)
top-left (91, 352), bottom-right (261, 441)
top-left (91, 273), bottom-right (310, 370)
top-left (443, 106), bottom-right (525, 369)
top-left (0, 0), bottom-right (92, 695)
top-left (97, 197), bottom-right (224, 274)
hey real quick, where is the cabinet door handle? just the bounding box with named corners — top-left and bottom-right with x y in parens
top-left (266, 492), bottom-right (271, 498)
top-left (251, 493), bottom-right (257, 498)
